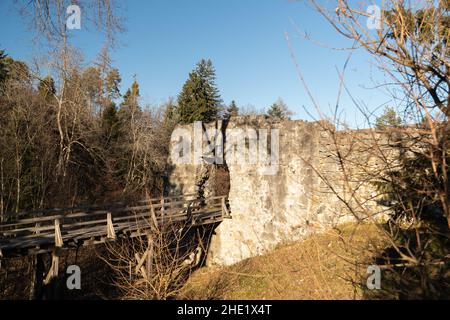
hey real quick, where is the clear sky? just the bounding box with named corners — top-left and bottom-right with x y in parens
top-left (0, 0), bottom-right (391, 127)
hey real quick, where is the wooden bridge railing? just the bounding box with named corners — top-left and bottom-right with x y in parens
top-left (0, 193), bottom-right (199, 220)
top-left (0, 194), bottom-right (230, 258)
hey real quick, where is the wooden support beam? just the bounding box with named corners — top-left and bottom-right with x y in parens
top-left (134, 237), bottom-right (154, 281)
top-left (54, 219), bottom-right (63, 247)
top-left (182, 246), bottom-right (202, 267)
top-left (160, 198), bottom-right (165, 223)
top-left (29, 254), bottom-right (44, 300)
top-left (44, 249), bottom-right (59, 285)
top-left (35, 222), bottom-right (41, 235)
top-left (128, 261), bottom-right (132, 281)
top-left (135, 251), bottom-right (147, 274)
top-left (146, 237), bottom-right (154, 278)
top-left (106, 213), bottom-right (116, 239)
top-left (150, 205), bottom-right (158, 230)
top-left (134, 251), bottom-right (149, 280)
top-left (221, 197), bottom-right (230, 218)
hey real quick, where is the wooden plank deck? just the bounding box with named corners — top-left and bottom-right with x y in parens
top-left (0, 194), bottom-right (231, 258)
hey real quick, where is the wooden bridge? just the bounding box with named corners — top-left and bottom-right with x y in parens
top-left (1, 194), bottom-right (231, 292)
top-left (0, 194), bottom-right (230, 259)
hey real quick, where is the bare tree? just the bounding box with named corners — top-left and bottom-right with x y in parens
top-left (101, 209), bottom-right (208, 300)
top-left (287, 0), bottom-right (450, 298)
top-left (17, 0), bottom-right (123, 46)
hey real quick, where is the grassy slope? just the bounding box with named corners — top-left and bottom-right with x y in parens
top-left (179, 223), bottom-right (387, 300)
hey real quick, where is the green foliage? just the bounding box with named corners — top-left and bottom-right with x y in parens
top-left (176, 59), bottom-right (222, 124)
top-left (120, 79), bottom-right (140, 116)
top-left (385, 3), bottom-right (450, 58)
top-left (0, 50), bottom-right (8, 84)
top-left (81, 67), bottom-right (103, 104)
top-left (375, 107), bottom-right (402, 129)
top-left (0, 51), bottom-right (31, 89)
top-left (81, 66), bottom-right (121, 112)
top-left (224, 100), bottom-right (239, 119)
top-left (266, 98), bottom-right (291, 120)
top-left (38, 76), bottom-right (56, 101)
top-left (7, 60), bottom-right (30, 85)
top-left (162, 98), bottom-right (178, 131)
top-left (101, 102), bottom-right (121, 145)
top-left (105, 68), bottom-right (121, 100)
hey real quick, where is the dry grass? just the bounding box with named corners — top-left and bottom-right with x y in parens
top-left (179, 222), bottom-right (388, 300)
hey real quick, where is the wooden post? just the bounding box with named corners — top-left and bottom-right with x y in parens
top-left (150, 205), bottom-right (158, 230)
top-left (107, 212), bottom-right (116, 239)
top-left (29, 254), bottom-right (44, 300)
top-left (134, 236), bottom-right (154, 280)
top-left (35, 222), bottom-right (40, 235)
top-left (221, 197), bottom-right (230, 218)
top-left (135, 251), bottom-right (149, 280)
top-left (43, 249), bottom-right (59, 285)
top-left (160, 198), bottom-right (165, 223)
top-left (129, 261), bottom-right (132, 281)
top-left (146, 237), bottom-right (154, 278)
top-left (54, 219), bottom-right (63, 247)
top-left (187, 201), bottom-right (194, 225)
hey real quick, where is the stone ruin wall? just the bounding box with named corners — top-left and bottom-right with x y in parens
top-left (168, 117), bottom-right (393, 266)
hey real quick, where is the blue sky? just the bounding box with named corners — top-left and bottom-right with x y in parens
top-left (0, 0), bottom-right (391, 127)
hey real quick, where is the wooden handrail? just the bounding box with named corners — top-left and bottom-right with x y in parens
top-left (0, 195), bottom-right (230, 257)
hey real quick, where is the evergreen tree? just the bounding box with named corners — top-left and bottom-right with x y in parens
top-left (0, 52), bottom-right (30, 88)
top-left (82, 67), bottom-right (102, 100)
top-left (177, 59), bottom-right (222, 124)
top-left (375, 107), bottom-right (402, 129)
top-left (0, 50), bottom-right (9, 85)
top-left (267, 98), bottom-right (292, 120)
top-left (105, 68), bottom-right (121, 101)
top-left (224, 100), bottom-right (239, 119)
top-left (119, 79), bottom-right (141, 120)
top-left (102, 102), bottom-right (120, 144)
top-left (38, 76), bottom-right (56, 101)
top-left (162, 98), bottom-right (177, 127)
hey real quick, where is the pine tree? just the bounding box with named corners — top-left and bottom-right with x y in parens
top-left (119, 79), bottom-right (141, 120)
top-left (162, 98), bottom-right (177, 127)
top-left (102, 102), bottom-right (120, 144)
top-left (105, 68), bottom-right (121, 101)
top-left (176, 59), bottom-right (222, 124)
top-left (0, 52), bottom-right (30, 88)
top-left (38, 76), bottom-right (56, 101)
top-left (82, 67), bottom-right (102, 94)
top-left (267, 98), bottom-right (291, 120)
top-left (0, 50), bottom-right (9, 85)
top-left (375, 107), bottom-right (402, 129)
top-left (224, 100), bottom-right (239, 119)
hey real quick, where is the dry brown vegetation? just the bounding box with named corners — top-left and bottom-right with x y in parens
top-left (287, 0), bottom-right (450, 299)
top-left (101, 221), bottom-right (212, 300)
top-left (179, 222), bottom-right (388, 300)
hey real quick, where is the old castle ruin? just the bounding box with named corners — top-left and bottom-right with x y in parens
top-left (168, 116), bottom-right (391, 266)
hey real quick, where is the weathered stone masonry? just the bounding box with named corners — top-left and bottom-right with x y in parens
top-left (169, 117), bottom-right (388, 266)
